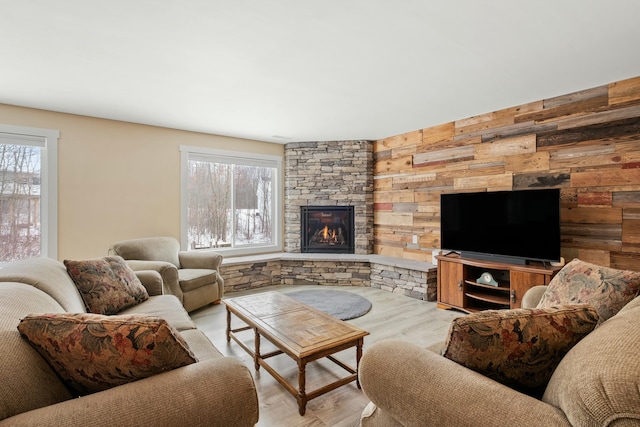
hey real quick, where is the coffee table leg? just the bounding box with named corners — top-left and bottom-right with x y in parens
top-left (254, 329), bottom-right (261, 371)
top-left (225, 308), bottom-right (231, 343)
top-left (297, 360), bottom-right (307, 416)
top-left (356, 338), bottom-right (363, 389)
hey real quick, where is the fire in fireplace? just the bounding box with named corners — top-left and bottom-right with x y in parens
top-left (301, 206), bottom-right (354, 253)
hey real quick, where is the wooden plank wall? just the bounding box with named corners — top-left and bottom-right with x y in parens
top-left (374, 76), bottom-right (640, 270)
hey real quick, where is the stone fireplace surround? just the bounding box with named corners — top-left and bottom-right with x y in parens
top-left (283, 140), bottom-right (373, 255)
top-left (217, 140), bottom-right (438, 302)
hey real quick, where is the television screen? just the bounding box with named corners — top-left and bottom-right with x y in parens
top-left (440, 189), bottom-right (561, 264)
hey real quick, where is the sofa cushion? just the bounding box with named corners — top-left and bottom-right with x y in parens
top-left (18, 312), bottom-right (197, 396)
top-left (0, 283), bottom-right (73, 421)
top-left (119, 294), bottom-right (196, 331)
top-left (64, 256), bottom-right (149, 314)
top-left (0, 257), bottom-right (87, 313)
top-left (537, 258), bottom-right (640, 323)
top-left (178, 268), bottom-right (218, 292)
top-left (442, 305), bottom-right (598, 396)
top-left (543, 303), bottom-right (640, 425)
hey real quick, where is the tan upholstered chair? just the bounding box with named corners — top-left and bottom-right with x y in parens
top-left (109, 236), bottom-right (224, 312)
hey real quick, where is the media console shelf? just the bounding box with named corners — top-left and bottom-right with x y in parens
top-left (436, 254), bottom-right (561, 312)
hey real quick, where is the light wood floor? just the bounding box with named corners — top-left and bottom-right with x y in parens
top-left (190, 285), bottom-right (462, 427)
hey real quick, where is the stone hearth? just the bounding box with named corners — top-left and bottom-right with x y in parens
top-left (220, 253), bottom-right (437, 301)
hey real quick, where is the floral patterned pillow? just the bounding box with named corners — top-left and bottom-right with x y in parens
top-left (64, 256), bottom-right (149, 314)
top-left (442, 305), bottom-right (598, 396)
top-left (18, 313), bottom-right (197, 395)
top-left (537, 259), bottom-right (640, 323)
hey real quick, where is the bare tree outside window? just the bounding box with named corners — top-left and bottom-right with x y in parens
top-left (0, 144), bottom-right (41, 261)
top-left (233, 165), bottom-right (272, 245)
top-left (187, 159), bottom-right (274, 250)
top-left (188, 160), bottom-right (231, 249)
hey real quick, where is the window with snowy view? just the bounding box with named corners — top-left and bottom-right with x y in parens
top-left (181, 146), bottom-right (281, 256)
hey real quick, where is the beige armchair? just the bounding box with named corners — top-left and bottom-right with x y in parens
top-left (109, 236), bottom-right (224, 312)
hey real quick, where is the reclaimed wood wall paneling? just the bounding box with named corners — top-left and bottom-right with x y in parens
top-left (373, 75), bottom-right (640, 269)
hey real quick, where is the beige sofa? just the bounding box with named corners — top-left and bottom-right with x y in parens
top-left (0, 257), bottom-right (258, 427)
top-left (359, 285), bottom-right (640, 426)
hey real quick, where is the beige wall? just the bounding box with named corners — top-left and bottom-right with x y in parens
top-left (0, 103), bottom-right (284, 260)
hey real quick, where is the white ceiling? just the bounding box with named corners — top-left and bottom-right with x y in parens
top-left (1, 1), bottom-right (640, 144)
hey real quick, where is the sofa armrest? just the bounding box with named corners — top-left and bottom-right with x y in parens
top-left (179, 250), bottom-right (223, 270)
top-left (359, 339), bottom-right (570, 427)
top-left (522, 285), bottom-right (548, 308)
top-left (0, 357), bottom-right (258, 427)
top-left (133, 270), bottom-right (163, 296)
top-left (124, 260), bottom-right (182, 300)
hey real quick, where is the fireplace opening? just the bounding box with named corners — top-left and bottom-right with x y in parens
top-left (301, 206), bottom-right (354, 253)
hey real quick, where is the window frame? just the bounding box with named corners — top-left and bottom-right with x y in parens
top-left (180, 145), bottom-right (282, 256)
top-left (0, 123), bottom-right (59, 261)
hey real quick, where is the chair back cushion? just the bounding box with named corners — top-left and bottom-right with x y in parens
top-left (0, 282), bottom-right (73, 421)
top-left (542, 302), bottom-right (640, 425)
top-left (110, 237), bottom-right (181, 268)
top-left (0, 257), bottom-right (87, 313)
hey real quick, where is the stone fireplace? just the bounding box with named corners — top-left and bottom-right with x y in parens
top-left (222, 139), bottom-right (437, 300)
top-left (284, 140), bottom-right (373, 254)
top-left (301, 206), bottom-right (355, 253)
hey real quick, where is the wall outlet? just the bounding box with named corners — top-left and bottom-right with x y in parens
top-left (412, 235), bottom-right (418, 244)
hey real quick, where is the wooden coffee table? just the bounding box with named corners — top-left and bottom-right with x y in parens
top-left (224, 291), bottom-right (369, 415)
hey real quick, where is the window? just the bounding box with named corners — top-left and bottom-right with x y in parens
top-left (0, 124), bottom-right (59, 262)
top-left (180, 146), bottom-right (282, 256)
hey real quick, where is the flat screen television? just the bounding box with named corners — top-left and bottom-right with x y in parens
top-left (440, 188), bottom-right (561, 265)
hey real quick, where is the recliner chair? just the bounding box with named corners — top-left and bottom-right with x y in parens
top-left (109, 236), bottom-right (224, 312)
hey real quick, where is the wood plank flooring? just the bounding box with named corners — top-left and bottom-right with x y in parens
top-left (190, 285), bottom-right (462, 427)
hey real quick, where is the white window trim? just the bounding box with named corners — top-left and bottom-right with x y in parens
top-left (0, 123), bottom-right (59, 260)
top-left (179, 145), bottom-right (283, 256)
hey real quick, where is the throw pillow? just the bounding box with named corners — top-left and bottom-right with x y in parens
top-left (64, 256), bottom-right (149, 314)
top-left (442, 305), bottom-right (598, 396)
top-left (17, 312), bottom-right (197, 395)
top-left (537, 258), bottom-right (640, 322)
